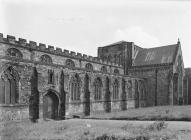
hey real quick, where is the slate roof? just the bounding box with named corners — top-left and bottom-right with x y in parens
top-left (133, 44), bottom-right (178, 66)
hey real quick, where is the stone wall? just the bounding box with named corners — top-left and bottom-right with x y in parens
top-left (0, 105), bottom-right (29, 121)
top-left (0, 34), bottom-right (124, 75)
top-left (98, 41), bottom-right (135, 75)
top-left (129, 65), bottom-right (172, 106)
top-left (0, 34), bottom-right (145, 121)
top-left (183, 68), bottom-right (191, 105)
top-left (157, 68), bottom-right (171, 105)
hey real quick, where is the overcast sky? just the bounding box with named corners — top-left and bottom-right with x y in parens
top-left (0, 0), bottom-right (191, 67)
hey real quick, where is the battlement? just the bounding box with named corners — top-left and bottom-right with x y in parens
top-left (0, 33), bottom-right (122, 67)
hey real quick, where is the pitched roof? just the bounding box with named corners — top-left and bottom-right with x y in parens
top-left (133, 44), bottom-right (178, 66)
top-left (101, 40), bottom-right (127, 47)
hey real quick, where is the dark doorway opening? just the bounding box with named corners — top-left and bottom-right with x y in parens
top-left (43, 91), bottom-right (59, 120)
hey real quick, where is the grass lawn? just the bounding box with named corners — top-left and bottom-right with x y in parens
top-left (87, 105), bottom-right (191, 121)
top-left (1, 105), bottom-right (191, 140)
top-left (1, 119), bottom-right (191, 140)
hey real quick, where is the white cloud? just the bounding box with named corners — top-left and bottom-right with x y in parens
top-left (114, 26), bottom-right (160, 48)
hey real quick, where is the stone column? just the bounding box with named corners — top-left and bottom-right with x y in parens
top-left (103, 76), bottom-right (111, 113)
top-left (79, 74), bottom-right (85, 114)
top-left (120, 78), bottom-right (127, 110)
top-left (83, 74), bottom-right (90, 116)
top-left (89, 75), bottom-right (95, 114)
top-left (59, 70), bottom-right (65, 120)
top-left (178, 73), bottom-right (183, 105)
top-left (29, 66), bottom-right (39, 123)
top-left (134, 79), bottom-right (139, 108)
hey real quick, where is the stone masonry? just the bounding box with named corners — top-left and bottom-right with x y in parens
top-left (0, 33), bottom-right (185, 121)
top-left (0, 34), bottom-right (145, 121)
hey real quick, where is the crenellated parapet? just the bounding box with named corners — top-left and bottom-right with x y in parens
top-left (0, 33), bottom-right (122, 67)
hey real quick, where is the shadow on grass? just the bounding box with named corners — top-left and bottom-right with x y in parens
top-left (85, 116), bottom-right (191, 122)
top-left (94, 134), bottom-right (149, 140)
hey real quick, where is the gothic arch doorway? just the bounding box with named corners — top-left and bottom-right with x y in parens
top-left (43, 90), bottom-right (59, 120)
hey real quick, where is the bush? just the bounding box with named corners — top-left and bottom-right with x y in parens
top-left (146, 121), bottom-right (167, 131)
top-left (94, 134), bottom-right (149, 140)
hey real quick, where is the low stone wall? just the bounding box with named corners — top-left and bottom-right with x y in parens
top-left (0, 104), bottom-right (28, 122)
top-left (67, 102), bottom-right (83, 115)
top-left (111, 101), bottom-right (120, 111)
top-left (0, 100), bottom-right (136, 121)
top-left (127, 100), bottom-right (135, 108)
top-left (139, 100), bottom-right (146, 107)
top-left (91, 102), bottom-right (104, 112)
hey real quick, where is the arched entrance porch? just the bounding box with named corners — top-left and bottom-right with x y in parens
top-left (43, 90), bottom-right (59, 120)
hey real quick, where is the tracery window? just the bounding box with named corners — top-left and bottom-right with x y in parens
top-left (118, 53), bottom-right (123, 65)
top-left (7, 48), bottom-right (23, 58)
top-left (114, 55), bottom-right (117, 63)
top-left (135, 80), bottom-right (138, 99)
top-left (0, 67), bottom-right (19, 104)
top-left (70, 74), bottom-right (80, 101)
top-left (107, 55), bottom-right (111, 62)
top-left (65, 59), bottom-right (75, 68)
top-left (40, 55), bottom-right (53, 64)
top-left (173, 73), bottom-right (178, 93)
top-left (94, 78), bottom-right (102, 100)
top-left (101, 66), bottom-right (107, 73)
top-left (113, 79), bottom-right (119, 100)
top-left (128, 80), bottom-right (132, 99)
top-left (177, 55), bottom-right (182, 73)
top-left (140, 81), bottom-right (146, 100)
top-left (85, 63), bottom-right (93, 71)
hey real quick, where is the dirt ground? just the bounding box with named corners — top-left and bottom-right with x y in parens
top-left (1, 119), bottom-right (191, 140)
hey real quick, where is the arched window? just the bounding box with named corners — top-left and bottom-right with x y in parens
top-left (48, 69), bottom-right (54, 84)
top-left (178, 55), bottom-right (182, 66)
top-left (142, 84), bottom-right (146, 100)
top-left (93, 78), bottom-right (102, 100)
top-left (128, 80), bottom-right (132, 99)
top-left (135, 80), bottom-right (138, 99)
top-left (114, 69), bottom-right (119, 74)
top-left (103, 56), bottom-right (107, 61)
top-left (85, 63), bottom-right (93, 71)
top-left (177, 55), bottom-right (182, 73)
top-left (114, 55), bottom-right (117, 63)
top-left (120, 53), bottom-right (124, 65)
top-left (40, 55), bottom-right (53, 64)
top-left (101, 66), bottom-right (107, 73)
top-left (107, 55), bottom-right (111, 62)
top-left (7, 48), bottom-right (23, 58)
top-left (65, 59), bottom-right (75, 68)
top-left (0, 67), bottom-right (19, 104)
top-left (139, 81), bottom-right (145, 100)
top-left (118, 53), bottom-right (122, 65)
top-left (70, 74), bottom-right (80, 101)
top-left (113, 79), bottom-right (119, 100)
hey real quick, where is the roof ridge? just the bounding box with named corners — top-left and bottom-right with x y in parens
top-left (101, 40), bottom-right (128, 47)
top-left (142, 44), bottom-right (178, 51)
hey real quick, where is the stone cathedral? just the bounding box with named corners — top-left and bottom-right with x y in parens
top-left (0, 33), bottom-right (185, 121)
